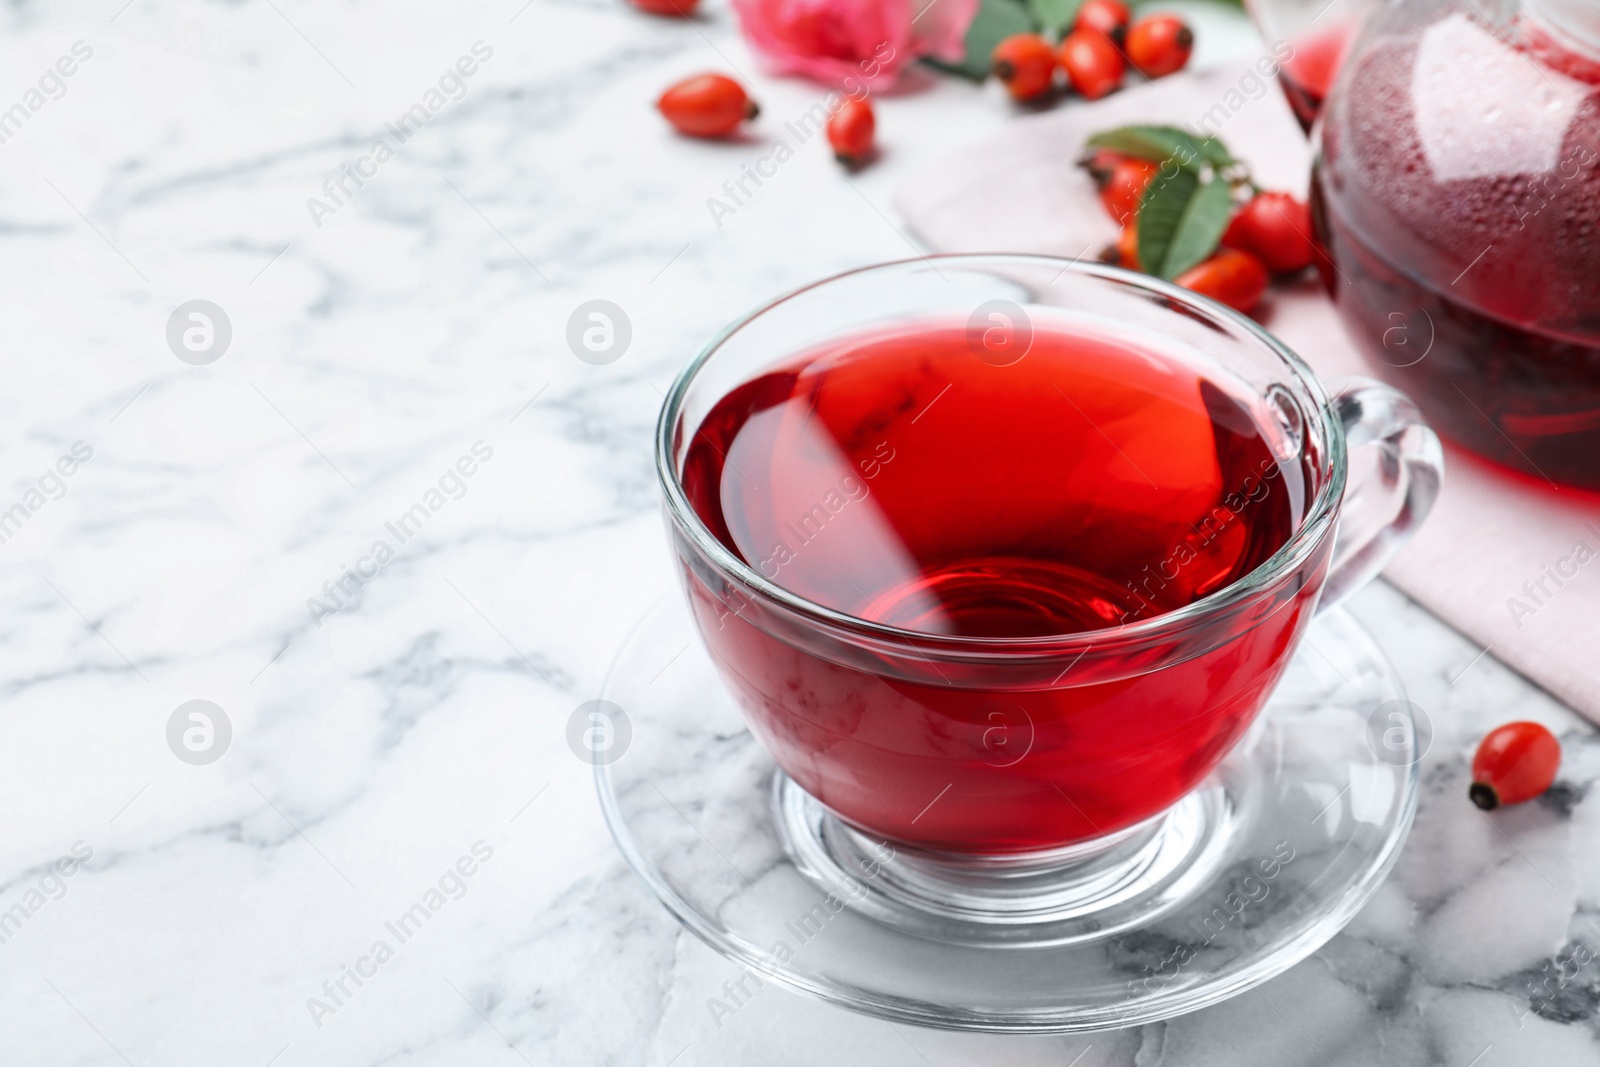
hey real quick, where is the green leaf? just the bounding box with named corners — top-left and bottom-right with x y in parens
top-left (1085, 125), bottom-right (1235, 171)
top-left (1158, 176), bottom-right (1236, 280)
top-left (1136, 166), bottom-right (1198, 279)
top-left (1137, 172), bottom-right (1236, 280)
top-left (940, 0), bottom-right (1034, 79)
top-left (1026, 0), bottom-right (1082, 38)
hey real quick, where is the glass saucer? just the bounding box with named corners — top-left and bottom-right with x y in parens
top-left (595, 596), bottom-right (1419, 1033)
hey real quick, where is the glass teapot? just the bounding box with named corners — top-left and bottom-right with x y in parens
top-left (1313, 0), bottom-right (1600, 488)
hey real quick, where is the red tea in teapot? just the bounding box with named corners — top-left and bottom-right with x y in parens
top-left (1314, 0), bottom-right (1600, 487)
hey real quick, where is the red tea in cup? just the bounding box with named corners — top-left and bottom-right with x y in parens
top-left (678, 319), bottom-right (1319, 852)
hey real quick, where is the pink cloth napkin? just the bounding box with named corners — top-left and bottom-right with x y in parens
top-left (895, 64), bottom-right (1600, 721)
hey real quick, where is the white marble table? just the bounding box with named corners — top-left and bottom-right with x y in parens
top-left (3, 1), bottom-right (1597, 1064)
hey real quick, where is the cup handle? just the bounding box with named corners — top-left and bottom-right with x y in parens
top-left (1316, 377), bottom-right (1444, 612)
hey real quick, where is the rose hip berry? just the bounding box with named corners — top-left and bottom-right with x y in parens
top-left (1059, 29), bottom-right (1125, 100)
top-left (1471, 721), bottom-right (1561, 810)
top-left (657, 74), bottom-right (758, 138)
top-left (1126, 15), bottom-right (1194, 78)
top-left (1100, 225), bottom-right (1142, 271)
top-left (1100, 158), bottom-right (1159, 226)
top-left (827, 97), bottom-right (876, 168)
top-left (1175, 248), bottom-right (1269, 313)
top-left (1075, 0), bottom-right (1131, 43)
top-left (1078, 148), bottom-right (1124, 184)
top-left (992, 33), bottom-right (1057, 101)
top-left (1223, 192), bottom-right (1315, 273)
top-left (631, 0), bottom-right (698, 16)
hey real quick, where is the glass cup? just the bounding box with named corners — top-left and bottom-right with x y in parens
top-left (655, 256), bottom-right (1440, 912)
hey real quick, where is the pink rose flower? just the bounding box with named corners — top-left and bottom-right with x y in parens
top-left (731, 0), bottom-right (979, 89)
